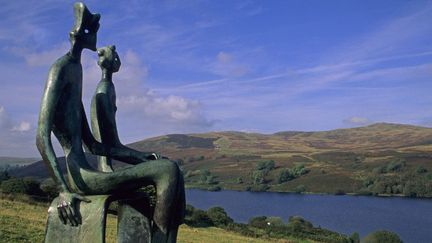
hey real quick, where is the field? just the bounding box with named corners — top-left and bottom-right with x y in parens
top-left (0, 198), bottom-right (296, 243)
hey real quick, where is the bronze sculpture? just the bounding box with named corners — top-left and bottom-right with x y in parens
top-left (36, 2), bottom-right (185, 242)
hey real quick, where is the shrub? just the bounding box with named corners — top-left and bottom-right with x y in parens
top-left (252, 170), bottom-right (265, 185)
top-left (350, 232), bottom-right (360, 243)
top-left (290, 164), bottom-right (309, 177)
top-left (248, 216), bottom-right (268, 228)
top-left (188, 209), bottom-right (213, 227)
top-left (287, 216), bottom-right (313, 232)
top-left (256, 160), bottom-right (275, 174)
top-left (266, 217), bottom-right (284, 227)
top-left (277, 169), bottom-right (294, 184)
top-left (1, 177), bottom-right (44, 196)
top-left (294, 185), bottom-right (306, 193)
top-left (200, 170), bottom-right (218, 185)
top-left (207, 206), bottom-right (233, 226)
top-left (0, 169), bottom-right (10, 182)
top-left (363, 230), bottom-right (402, 243)
top-left (386, 159), bottom-right (405, 173)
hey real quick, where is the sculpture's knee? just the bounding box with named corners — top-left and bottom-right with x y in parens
top-left (156, 160), bottom-right (180, 190)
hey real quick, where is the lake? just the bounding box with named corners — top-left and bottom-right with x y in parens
top-left (186, 189), bottom-right (432, 243)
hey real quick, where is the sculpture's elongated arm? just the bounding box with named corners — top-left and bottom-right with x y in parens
top-left (81, 102), bottom-right (154, 163)
top-left (36, 74), bottom-right (69, 192)
top-left (95, 93), bottom-right (158, 163)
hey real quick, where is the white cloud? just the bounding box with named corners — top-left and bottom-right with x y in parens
top-left (11, 121), bottom-right (31, 132)
top-left (0, 105), bottom-right (36, 156)
top-left (211, 51), bottom-right (248, 77)
top-left (24, 42), bottom-right (69, 67)
top-left (117, 92), bottom-right (213, 127)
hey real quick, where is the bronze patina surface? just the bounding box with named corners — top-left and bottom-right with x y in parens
top-left (36, 2), bottom-right (185, 242)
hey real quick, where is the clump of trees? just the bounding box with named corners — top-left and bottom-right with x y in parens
top-left (0, 168), bottom-right (59, 201)
top-left (373, 159), bottom-right (406, 174)
top-left (185, 204), bottom-right (357, 242)
top-left (360, 166), bottom-right (432, 197)
top-left (277, 163), bottom-right (310, 184)
top-left (200, 169), bottom-right (217, 185)
top-left (197, 169), bottom-right (221, 191)
top-left (256, 160), bottom-right (275, 173)
top-left (185, 205), bottom-right (233, 227)
top-left (247, 160), bottom-right (277, 191)
top-left (1, 177), bottom-right (46, 197)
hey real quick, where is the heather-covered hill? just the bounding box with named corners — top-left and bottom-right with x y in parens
top-left (9, 123), bottom-right (432, 197)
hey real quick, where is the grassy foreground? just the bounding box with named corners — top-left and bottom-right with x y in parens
top-left (0, 198), bottom-right (298, 243)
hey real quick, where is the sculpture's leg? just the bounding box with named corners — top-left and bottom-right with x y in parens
top-left (44, 195), bottom-right (111, 243)
top-left (78, 159), bottom-right (185, 236)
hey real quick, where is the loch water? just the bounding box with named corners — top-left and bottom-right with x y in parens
top-left (186, 189), bottom-right (432, 243)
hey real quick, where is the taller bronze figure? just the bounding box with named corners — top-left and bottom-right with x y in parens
top-left (36, 2), bottom-right (185, 242)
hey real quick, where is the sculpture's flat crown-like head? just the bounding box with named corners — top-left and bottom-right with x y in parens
top-left (71, 2), bottom-right (100, 35)
top-left (70, 2), bottom-right (100, 51)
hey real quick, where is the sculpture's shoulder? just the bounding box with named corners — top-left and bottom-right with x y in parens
top-left (47, 54), bottom-right (80, 81)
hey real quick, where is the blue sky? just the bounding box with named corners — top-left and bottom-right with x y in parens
top-left (1, 0), bottom-right (432, 157)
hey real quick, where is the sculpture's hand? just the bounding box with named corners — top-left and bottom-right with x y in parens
top-left (57, 192), bottom-right (91, 226)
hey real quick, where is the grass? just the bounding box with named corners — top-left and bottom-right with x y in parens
top-left (0, 198), bottom-right (295, 243)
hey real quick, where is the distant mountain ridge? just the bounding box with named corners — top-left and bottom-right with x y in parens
top-left (9, 123), bottom-right (432, 197)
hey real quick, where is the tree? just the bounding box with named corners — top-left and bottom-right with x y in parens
top-left (248, 216), bottom-right (268, 228)
top-left (294, 185), bottom-right (306, 193)
top-left (363, 230), bottom-right (402, 243)
top-left (0, 169), bottom-right (10, 182)
top-left (207, 206), bottom-right (233, 226)
top-left (205, 175), bottom-right (218, 185)
top-left (290, 164), bottom-right (309, 177)
top-left (287, 216), bottom-right (313, 232)
top-left (277, 169), bottom-right (294, 183)
top-left (189, 209), bottom-right (213, 227)
top-left (1, 177), bottom-right (44, 196)
top-left (252, 170), bottom-right (265, 185)
top-left (266, 217), bottom-right (284, 227)
top-left (350, 232), bottom-right (360, 243)
top-left (256, 160), bottom-right (275, 174)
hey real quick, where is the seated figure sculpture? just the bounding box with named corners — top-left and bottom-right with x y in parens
top-left (36, 2), bottom-right (185, 242)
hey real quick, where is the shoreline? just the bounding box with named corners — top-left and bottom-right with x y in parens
top-left (185, 185), bottom-right (432, 200)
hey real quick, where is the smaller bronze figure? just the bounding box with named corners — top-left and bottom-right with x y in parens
top-left (90, 45), bottom-right (186, 241)
top-left (91, 45), bottom-right (159, 172)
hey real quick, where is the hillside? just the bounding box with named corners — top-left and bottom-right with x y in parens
top-left (0, 157), bottom-right (39, 168)
top-left (10, 123), bottom-right (432, 196)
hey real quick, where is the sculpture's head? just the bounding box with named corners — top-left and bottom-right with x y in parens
top-left (97, 45), bottom-right (121, 73)
top-left (69, 2), bottom-right (100, 51)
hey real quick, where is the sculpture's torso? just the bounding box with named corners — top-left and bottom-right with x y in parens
top-left (47, 54), bottom-right (93, 190)
top-left (91, 79), bottom-right (118, 146)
